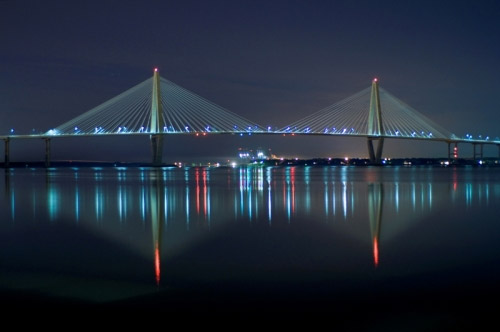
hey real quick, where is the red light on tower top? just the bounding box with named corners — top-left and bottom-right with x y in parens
top-left (373, 78), bottom-right (378, 83)
top-left (154, 67), bottom-right (158, 72)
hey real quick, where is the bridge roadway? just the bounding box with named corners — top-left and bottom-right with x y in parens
top-left (2, 131), bottom-right (499, 168)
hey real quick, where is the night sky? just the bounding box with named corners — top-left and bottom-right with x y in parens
top-left (2, 0), bottom-right (500, 162)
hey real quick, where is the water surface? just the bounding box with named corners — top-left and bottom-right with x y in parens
top-left (1, 166), bottom-right (500, 324)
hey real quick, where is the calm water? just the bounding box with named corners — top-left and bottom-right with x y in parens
top-left (1, 166), bottom-right (500, 319)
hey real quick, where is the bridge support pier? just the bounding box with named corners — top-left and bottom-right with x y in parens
top-left (45, 138), bottom-right (51, 168)
top-left (4, 138), bottom-right (10, 168)
top-left (472, 143), bottom-right (483, 161)
top-left (151, 134), bottom-right (163, 166)
top-left (367, 137), bottom-right (384, 164)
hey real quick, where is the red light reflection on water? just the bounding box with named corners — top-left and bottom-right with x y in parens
top-left (203, 169), bottom-right (207, 218)
top-left (195, 169), bottom-right (200, 214)
top-left (155, 246), bottom-right (160, 286)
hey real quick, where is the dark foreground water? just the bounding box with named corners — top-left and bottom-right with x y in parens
top-left (1, 165), bottom-right (500, 327)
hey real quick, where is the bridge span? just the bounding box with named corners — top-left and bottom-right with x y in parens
top-left (2, 69), bottom-right (499, 167)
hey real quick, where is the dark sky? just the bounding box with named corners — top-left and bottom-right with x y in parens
top-left (1, 0), bottom-right (500, 162)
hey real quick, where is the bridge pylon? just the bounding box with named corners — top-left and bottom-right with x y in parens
top-left (367, 78), bottom-right (384, 164)
top-left (150, 68), bottom-right (164, 166)
top-left (44, 138), bottom-right (51, 168)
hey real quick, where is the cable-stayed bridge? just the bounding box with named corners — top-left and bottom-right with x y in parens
top-left (2, 69), bottom-right (499, 166)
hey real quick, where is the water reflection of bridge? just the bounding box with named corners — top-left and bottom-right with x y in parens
top-left (3, 167), bottom-right (498, 284)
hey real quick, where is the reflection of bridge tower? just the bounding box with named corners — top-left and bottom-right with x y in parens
top-left (368, 183), bottom-right (384, 267)
top-left (150, 170), bottom-right (164, 286)
top-left (367, 79), bottom-right (384, 164)
top-left (150, 68), bottom-right (164, 166)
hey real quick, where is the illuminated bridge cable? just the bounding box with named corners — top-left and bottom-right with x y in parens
top-left (281, 86), bottom-right (456, 140)
top-left (50, 76), bottom-right (263, 135)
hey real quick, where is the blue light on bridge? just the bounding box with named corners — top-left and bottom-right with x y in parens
top-left (185, 126), bottom-right (190, 132)
top-left (10, 128), bottom-right (14, 134)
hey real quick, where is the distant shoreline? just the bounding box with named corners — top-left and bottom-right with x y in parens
top-left (2, 157), bottom-right (499, 168)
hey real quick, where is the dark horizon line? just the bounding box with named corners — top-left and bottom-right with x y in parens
top-left (1, 157), bottom-right (498, 169)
